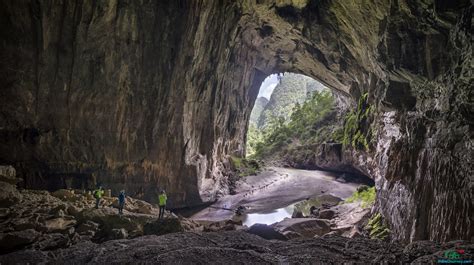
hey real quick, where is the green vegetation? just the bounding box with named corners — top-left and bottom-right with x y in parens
top-left (257, 73), bottom-right (324, 129)
top-left (230, 156), bottom-right (262, 177)
top-left (365, 213), bottom-right (390, 240)
top-left (342, 93), bottom-right (373, 151)
top-left (247, 90), bottom-right (337, 159)
top-left (345, 186), bottom-right (376, 208)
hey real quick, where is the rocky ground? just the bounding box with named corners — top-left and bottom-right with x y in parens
top-left (192, 167), bottom-right (371, 240)
top-left (0, 165), bottom-right (208, 255)
top-left (1, 166), bottom-right (473, 263)
top-left (1, 231), bottom-right (472, 264)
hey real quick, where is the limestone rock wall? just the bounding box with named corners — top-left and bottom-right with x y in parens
top-left (0, 0), bottom-right (246, 207)
top-left (0, 0), bottom-right (472, 242)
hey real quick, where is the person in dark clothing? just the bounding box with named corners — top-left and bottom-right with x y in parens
top-left (118, 190), bottom-right (126, 215)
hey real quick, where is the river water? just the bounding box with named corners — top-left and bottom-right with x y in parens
top-left (192, 167), bottom-right (367, 225)
top-left (242, 204), bottom-right (295, 226)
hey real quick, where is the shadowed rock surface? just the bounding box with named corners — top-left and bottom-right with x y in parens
top-left (0, 0), bottom-right (472, 243)
top-left (1, 231), bottom-right (473, 264)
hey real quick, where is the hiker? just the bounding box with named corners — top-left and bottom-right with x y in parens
top-left (118, 190), bottom-right (126, 215)
top-left (93, 186), bottom-right (104, 209)
top-left (158, 190), bottom-right (167, 219)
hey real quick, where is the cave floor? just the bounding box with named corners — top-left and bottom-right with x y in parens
top-left (191, 167), bottom-right (359, 222)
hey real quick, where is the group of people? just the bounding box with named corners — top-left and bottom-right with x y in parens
top-left (93, 186), bottom-right (168, 219)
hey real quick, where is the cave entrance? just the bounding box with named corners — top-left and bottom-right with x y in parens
top-left (246, 72), bottom-right (331, 160)
top-left (202, 72), bottom-right (376, 227)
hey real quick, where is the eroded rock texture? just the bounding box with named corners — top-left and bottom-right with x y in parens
top-left (0, 0), bottom-right (472, 242)
top-left (1, 231), bottom-right (473, 264)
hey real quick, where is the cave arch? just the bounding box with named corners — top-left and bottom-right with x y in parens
top-left (0, 0), bottom-right (471, 243)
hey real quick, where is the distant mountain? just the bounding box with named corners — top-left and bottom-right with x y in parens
top-left (249, 97), bottom-right (269, 125)
top-left (257, 73), bottom-right (326, 129)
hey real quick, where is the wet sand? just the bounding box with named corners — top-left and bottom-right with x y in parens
top-left (191, 167), bottom-right (359, 222)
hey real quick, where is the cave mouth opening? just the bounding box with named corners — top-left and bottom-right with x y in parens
top-left (235, 67), bottom-right (377, 224)
top-left (246, 72), bottom-right (332, 159)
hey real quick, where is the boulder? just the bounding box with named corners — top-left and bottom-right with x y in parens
top-left (0, 181), bottom-right (22, 207)
top-left (272, 218), bottom-right (331, 238)
top-left (115, 197), bottom-right (157, 215)
top-left (41, 217), bottom-right (77, 232)
top-left (347, 226), bottom-right (363, 238)
top-left (51, 189), bottom-right (76, 201)
top-left (32, 233), bottom-right (70, 251)
top-left (13, 217), bottom-right (38, 231)
top-left (291, 210), bottom-right (303, 218)
top-left (0, 165), bottom-right (17, 184)
top-left (134, 200), bottom-right (154, 214)
top-left (331, 202), bottom-right (370, 231)
top-left (66, 205), bottom-right (82, 216)
top-left (143, 218), bottom-right (184, 236)
top-left (322, 231), bottom-right (340, 237)
top-left (110, 228), bottom-right (128, 239)
top-left (318, 209), bottom-right (335, 219)
top-left (0, 229), bottom-right (39, 252)
top-left (317, 194), bottom-right (343, 207)
top-left (246, 224), bottom-right (287, 241)
top-left (282, 230), bottom-right (302, 239)
top-left (76, 220), bottom-right (100, 236)
top-left (78, 208), bottom-right (153, 236)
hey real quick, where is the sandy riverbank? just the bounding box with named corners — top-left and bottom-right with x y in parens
top-left (191, 167), bottom-right (360, 222)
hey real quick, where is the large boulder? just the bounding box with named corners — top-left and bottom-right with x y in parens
top-left (32, 233), bottom-right (70, 251)
top-left (143, 218), bottom-right (184, 236)
top-left (318, 209), bottom-right (335, 219)
top-left (13, 217), bottom-right (39, 231)
top-left (0, 181), bottom-right (22, 207)
top-left (78, 208), bottom-right (143, 237)
top-left (246, 223), bottom-right (287, 241)
top-left (41, 217), bottom-right (77, 232)
top-left (76, 220), bottom-right (100, 236)
top-left (0, 165), bottom-right (17, 184)
top-left (112, 197), bottom-right (157, 215)
top-left (51, 189), bottom-right (77, 202)
top-left (272, 218), bottom-right (331, 238)
top-left (0, 229), bottom-right (40, 252)
top-left (110, 228), bottom-right (128, 240)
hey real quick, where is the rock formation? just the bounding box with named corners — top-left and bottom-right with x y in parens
top-left (0, 0), bottom-right (472, 242)
top-left (249, 97), bottom-right (269, 125)
top-left (1, 231), bottom-right (473, 264)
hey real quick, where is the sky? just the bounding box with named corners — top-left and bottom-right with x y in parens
top-left (257, 74), bottom-right (279, 99)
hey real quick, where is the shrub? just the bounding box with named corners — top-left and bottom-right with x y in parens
top-left (342, 92), bottom-right (373, 151)
top-left (345, 186), bottom-right (376, 208)
top-left (365, 213), bottom-right (390, 240)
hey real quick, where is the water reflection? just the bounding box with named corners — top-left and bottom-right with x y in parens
top-left (241, 194), bottom-right (343, 226)
top-left (242, 204), bottom-right (295, 226)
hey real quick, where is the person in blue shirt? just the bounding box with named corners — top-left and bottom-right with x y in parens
top-left (118, 190), bottom-right (126, 215)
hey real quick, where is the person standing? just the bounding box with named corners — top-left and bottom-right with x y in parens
top-left (118, 190), bottom-right (126, 215)
top-left (93, 186), bottom-right (104, 209)
top-left (158, 190), bottom-right (167, 219)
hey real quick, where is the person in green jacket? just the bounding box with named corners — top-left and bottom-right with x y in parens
top-left (93, 186), bottom-right (104, 209)
top-left (158, 190), bottom-right (167, 219)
